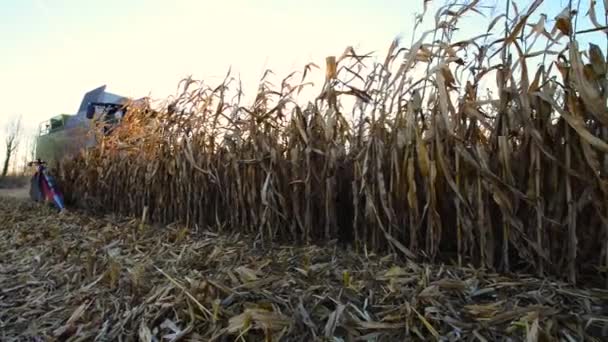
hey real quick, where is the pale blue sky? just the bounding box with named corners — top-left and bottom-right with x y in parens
top-left (1, 0), bottom-right (429, 127)
top-left (0, 0), bottom-right (605, 164)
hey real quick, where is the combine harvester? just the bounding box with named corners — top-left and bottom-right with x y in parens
top-left (31, 85), bottom-right (143, 209)
top-left (34, 85), bottom-right (136, 166)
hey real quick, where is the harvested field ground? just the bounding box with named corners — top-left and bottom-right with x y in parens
top-left (0, 176), bottom-right (29, 190)
top-left (1, 197), bottom-right (607, 341)
top-left (0, 186), bottom-right (29, 200)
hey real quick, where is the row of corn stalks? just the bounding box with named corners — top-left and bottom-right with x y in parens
top-left (59, 0), bottom-right (608, 284)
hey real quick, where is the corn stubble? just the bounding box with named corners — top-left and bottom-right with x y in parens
top-left (60, 1), bottom-right (608, 284)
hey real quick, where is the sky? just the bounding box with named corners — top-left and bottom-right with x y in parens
top-left (1, 0), bottom-right (429, 127)
top-left (0, 0), bottom-right (603, 169)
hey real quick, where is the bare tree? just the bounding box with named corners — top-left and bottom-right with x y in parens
top-left (21, 133), bottom-right (36, 175)
top-left (2, 116), bottom-right (22, 178)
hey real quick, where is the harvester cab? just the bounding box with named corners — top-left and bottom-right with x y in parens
top-left (86, 102), bottom-right (128, 135)
top-left (34, 85), bottom-right (130, 167)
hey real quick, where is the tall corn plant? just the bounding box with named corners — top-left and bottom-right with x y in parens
top-left (59, 0), bottom-right (608, 284)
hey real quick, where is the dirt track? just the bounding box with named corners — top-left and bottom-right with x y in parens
top-left (0, 186), bottom-right (28, 199)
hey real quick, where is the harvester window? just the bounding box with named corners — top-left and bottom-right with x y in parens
top-left (50, 118), bottom-right (64, 131)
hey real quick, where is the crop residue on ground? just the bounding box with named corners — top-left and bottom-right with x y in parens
top-left (1, 197), bottom-right (607, 341)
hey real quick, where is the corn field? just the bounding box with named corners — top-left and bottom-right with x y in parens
top-left (59, 0), bottom-right (608, 285)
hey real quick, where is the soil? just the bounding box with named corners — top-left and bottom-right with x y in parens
top-left (0, 185), bottom-right (29, 199)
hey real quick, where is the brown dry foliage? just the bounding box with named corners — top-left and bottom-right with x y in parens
top-left (59, 1), bottom-right (608, 285)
